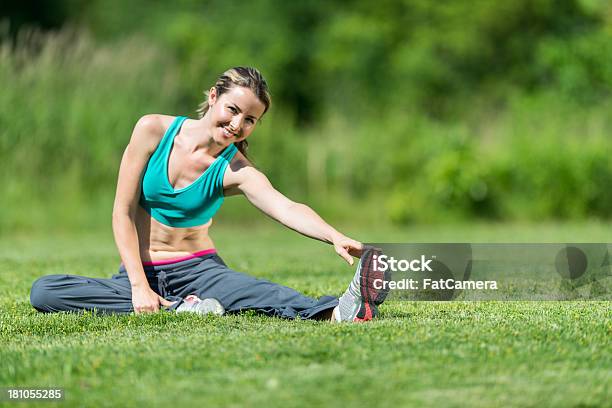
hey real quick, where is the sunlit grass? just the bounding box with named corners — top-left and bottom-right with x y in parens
top-left (1, 224), bottom-right (610, 407)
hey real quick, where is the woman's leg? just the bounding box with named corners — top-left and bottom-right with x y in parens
top-left (30, 271), bottom-right (134, 314)
top-left (167, 255), bottom-right (339, 320)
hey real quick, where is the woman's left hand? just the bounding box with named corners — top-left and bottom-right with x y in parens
top-left (333, 235), bottom-right (363, 265)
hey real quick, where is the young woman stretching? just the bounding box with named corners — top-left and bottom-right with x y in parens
top-left (29, 67), bottom-right (387, 322)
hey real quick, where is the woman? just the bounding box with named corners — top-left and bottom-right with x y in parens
top-left (30, 67), bottom-right (387, 322)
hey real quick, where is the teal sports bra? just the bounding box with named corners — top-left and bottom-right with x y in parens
top-left (139, 116), bottom-right (238, 227)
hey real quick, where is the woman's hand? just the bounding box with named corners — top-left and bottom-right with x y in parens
top-left (131, 284), bottom-right (173, 314)
top-left (333, 235), bottom-right (364, 265)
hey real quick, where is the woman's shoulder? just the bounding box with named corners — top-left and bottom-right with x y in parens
top-left (225, 149), bottom-right (266, 186)
top-left (228, 149), bottom-right (254, 172)
top-left (129, 114), bottom-right (178, 153)
top-left (133, 114), bottom-right (178, 135)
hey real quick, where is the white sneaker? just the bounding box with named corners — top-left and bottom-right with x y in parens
top-left (176, 295), bottom-right (225, 316)
top-left (334, 247), bottom-right (389, 322)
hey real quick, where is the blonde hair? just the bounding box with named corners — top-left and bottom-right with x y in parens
top-left (197, 67), bottom-right (271, 158)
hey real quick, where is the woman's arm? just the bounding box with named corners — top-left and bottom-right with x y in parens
top-left (112, 115), bottom-right (173, 312)
top-left (226, 161), bottom-right (363, 264)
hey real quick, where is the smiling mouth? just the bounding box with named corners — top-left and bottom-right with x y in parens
top-left (222, 127), bottom-right (238, 138)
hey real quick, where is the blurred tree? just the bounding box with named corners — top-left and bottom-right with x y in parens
top-left (0, 0), bottom-right (73, 37)
top-left (2, 0), bottom-right (610, 121)
top-left (3, 0), bottom-right (612, 227)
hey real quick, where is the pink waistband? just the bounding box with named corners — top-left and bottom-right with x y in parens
top-left (142, 248), bottom-right (217, 266)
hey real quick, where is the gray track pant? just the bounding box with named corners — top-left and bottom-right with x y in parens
top-left (30, 253), bottom-right (339, 319)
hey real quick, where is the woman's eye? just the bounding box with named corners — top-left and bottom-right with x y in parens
top-left (228, 106), bottom-right (237, 113)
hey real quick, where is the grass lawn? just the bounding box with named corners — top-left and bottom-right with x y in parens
top-left (0, 221), bottom-right (610, 407)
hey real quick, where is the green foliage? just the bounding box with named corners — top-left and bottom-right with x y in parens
top-left (67, 0), bottom-right (612, 118)
top-left (0, 29), bottom-right (180, 229)
top-left (2, 1), bottom-right (612, 229)
top-left (388, 126), bottom-right (500, 223)
top-left (536, 29), bottom-right (612, 102)
top-left (387, 93), bottom-right (612, 223)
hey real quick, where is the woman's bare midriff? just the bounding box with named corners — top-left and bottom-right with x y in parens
top-left (134, 205), bottom-right (216, 263)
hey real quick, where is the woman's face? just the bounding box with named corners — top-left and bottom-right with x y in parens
top-left (207, 85), bottom-right (266, 146)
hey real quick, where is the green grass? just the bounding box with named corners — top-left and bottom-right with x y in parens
top-left (1, 222), bottom-right (611, 407)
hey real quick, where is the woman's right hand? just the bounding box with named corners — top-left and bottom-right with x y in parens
top-left (131, 284), bottom-right (173, 314)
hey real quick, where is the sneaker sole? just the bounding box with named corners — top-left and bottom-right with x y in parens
top-left (359, 246), bottom-right (391, 306)
top-left (353, 301), bottom-right (379, 322)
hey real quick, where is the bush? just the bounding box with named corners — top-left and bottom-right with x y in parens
top-left (2, 21), bottom-right (612, 231)
top-left (386, 93), bottom-right (612, 223)
top-left (0, 28), bottom-right (180, 230)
